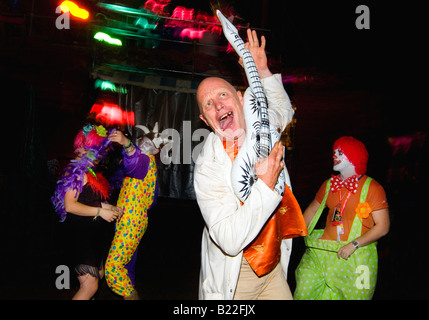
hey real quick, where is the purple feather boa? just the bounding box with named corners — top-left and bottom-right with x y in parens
top-left (51, 128), bottom-right (114, 222)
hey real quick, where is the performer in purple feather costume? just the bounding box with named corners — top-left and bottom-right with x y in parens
top-left (51, 124), bottom-right (123, 299)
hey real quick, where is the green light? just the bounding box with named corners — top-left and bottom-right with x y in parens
top-left (97, 3), bottom-right (159, 30)
top-left (94, 32), bottom-right (122, 46)
top-left (94, 79), bottom-right (116, 91)
top-left (135, 17), bottom-right (157, 30)
top-left (97, 3), bottom-right (158, 18)
top-left (94, 79), bottom-right (127, 93)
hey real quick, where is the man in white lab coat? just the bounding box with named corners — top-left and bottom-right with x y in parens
top-left (194, 29), bottom-right (307, 300)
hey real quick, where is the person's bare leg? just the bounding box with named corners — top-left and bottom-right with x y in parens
top-left (72, 274), bottom-right (98, 300)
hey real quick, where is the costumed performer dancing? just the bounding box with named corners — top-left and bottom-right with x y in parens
top-left (105, 129), bottom-right (158, 300)
top-left (194, 29), bottom-right (307, 300)
top-left (52, 124), bottom-right (123, 300)
top-left (294, 136), bottom-right (390, 300)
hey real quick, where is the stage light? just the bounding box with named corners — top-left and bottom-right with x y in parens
top-left (135, 17), bottom-right (158, 30)
top-left (144, 0), bottom-right (171, 15)
top-left (59, 1), bottom-right (89, 20)
top-left (94, 32), bottom-right (123, 46)
top-left (90, 103), bottom-right (135, 126)
top-left (94, 80), bottom-right (128, 93)
top-left (180, 28), bottom-right (206, 40)
top-left (95, 79), bottom-right (116, 91)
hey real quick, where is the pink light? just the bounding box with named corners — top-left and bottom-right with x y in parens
top-left (171, 6), bottom-right (194, 21)
top-left (281, 75), bottom-right (314, 83)
top-left (164, 7), bottom-right (223, 41)
top-left (165, 6), bottom-right (195, 28)
top-left (143, 0), bottom-right (171, 16)
top-left (180, 28), bottom-right (206, 40)
top-left (388, 131), bottom-right (426, 155)
top-left (196, 12), bottom-right (222, 35)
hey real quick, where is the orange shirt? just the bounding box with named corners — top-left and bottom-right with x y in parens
top-left (315, 175), bottom-right (388, 241)
top-left (223, 140), bottom-right (307, 276)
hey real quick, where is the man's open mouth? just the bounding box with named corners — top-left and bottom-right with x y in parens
top-left (219, 111), bottom-right (233, 130)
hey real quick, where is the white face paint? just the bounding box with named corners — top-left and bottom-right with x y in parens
top-left (138, 136), bottom-right (160, 155)
top-left (333, 148), bottom-right (353, 173)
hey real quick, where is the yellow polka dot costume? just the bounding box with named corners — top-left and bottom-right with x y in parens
top-left (105, 154), bottom-right (157, 297)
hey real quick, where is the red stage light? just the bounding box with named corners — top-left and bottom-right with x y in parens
top-left (90, 103), bottom-right (135, 126)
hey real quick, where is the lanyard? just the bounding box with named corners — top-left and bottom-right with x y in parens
top-left (334, 189), bottom-right (352, 241)
top-left (338, 189), bottom-right (352, 216)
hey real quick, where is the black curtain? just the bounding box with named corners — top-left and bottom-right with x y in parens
top-left (115, 83), bottom-right (210, 199)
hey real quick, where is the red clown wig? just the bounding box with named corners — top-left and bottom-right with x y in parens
top-left (333, 136), bottom-right (369, 175)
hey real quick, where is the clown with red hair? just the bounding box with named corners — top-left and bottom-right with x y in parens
top-left (294, 136), bottom-right (390, 300)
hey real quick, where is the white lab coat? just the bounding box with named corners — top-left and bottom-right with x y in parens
top-left (194, 74), bottom-right (295, 300)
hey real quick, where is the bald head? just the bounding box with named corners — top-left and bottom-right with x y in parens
top-left (197, 77), bottom-right (236, 109)
top-left (196, 77), bottom-right (246, 141)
